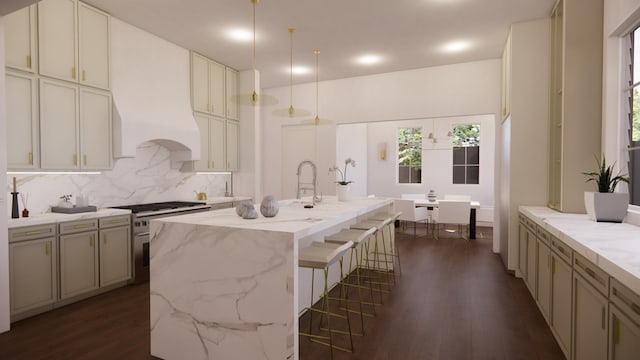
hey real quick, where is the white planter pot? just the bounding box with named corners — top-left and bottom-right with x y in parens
top-left (336, 184), bottom-right (351, 201)
top-left (584, 192), bottom-right (629, 223)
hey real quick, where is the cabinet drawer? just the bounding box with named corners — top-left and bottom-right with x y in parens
top-left (210, 202), bottom-right (233, 210)
top-left (550, 235), bottom-right (572, 264)
top-left (99, 215), bottom-right (131, 229)
top-left (573, 252), bottom-right (609, 296)
top-left (536, 226), bottom-right (551, 246)
top-left (59, 219), bottom-right (98, 235)
top-left (9, 224), bottom-right (57, 243)
top-left (610, 278), bottom-right (640, 326)
top-left (519, 212), bottom-right (536, 232)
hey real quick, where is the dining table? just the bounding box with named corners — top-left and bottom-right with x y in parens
top-left (413, 199), bottom-right (481, 239)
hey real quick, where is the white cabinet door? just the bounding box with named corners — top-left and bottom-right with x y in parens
top-left (191, 53), bottom-right (210, 114)
top-left (210, 117), bottom-right (226, 171)
top-left (551, 255), bottom-right (572, 359)
top-left (9, 237), bottom-right (57, 316)
top-left (78, 2), bottom-right (110, 90)
top-left (5, 5), bottom-right (37, 73)
top-left (99, 226), bottom-right (131, 287)
top-left (226, 120), bottom-right (239, 171)
top-left (226, 67), bottom-right (239, 120)
top-left (6, 72), bottom-right (38, 169)
top-left (518, 222), bottom-right (527, 279)
top-left (80, 87), bottom-right (112, 169)
top-left (192, 113), bottom-right (210, 171)
top-left (526, 228), bottom-right (537, 297)
top-left (40, 78), bottom-right (79, 169)
top-left (536, 241), bottom-right (552, 323)
top-left (573, 272), bottom-right (608, 360)
top-left (210, 61), bottom-right (225, 117)
top-left (610, 305), bottom-right (640, 360)
top-left (38, 0), bottom-right (78, 83)
top-left (59, 230), bottom-right (99, 299)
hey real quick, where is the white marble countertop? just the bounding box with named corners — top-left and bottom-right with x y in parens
top-left (8, 208), bottom-right (132, 229)
top-left (520, 206), bottom-right (640, 295)
top-left (156, 196), bottom-right (393, 241)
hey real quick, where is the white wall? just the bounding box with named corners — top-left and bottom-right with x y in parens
top-left (0, 16), bottom-right (10, 334)
top-left (261, 60), bottom-right (502, 203)
top-left (336, 124), bottom-right (368, 196)
top-left (603, 0), bottom-right (640, 223)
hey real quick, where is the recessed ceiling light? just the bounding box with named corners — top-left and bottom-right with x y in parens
top-left (291, 66), bottom-right (310, 75)
top-left (356, 54), bottom-right (383, 65)
top-left (441, 40), bottom-right (471, 53)
top-left (226, 28), bottom-right (252, 42)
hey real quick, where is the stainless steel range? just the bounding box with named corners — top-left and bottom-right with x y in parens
top-left (112, 201), bottom-right (211, 283)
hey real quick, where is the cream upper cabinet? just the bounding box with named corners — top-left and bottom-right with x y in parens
top-left (6, 71), bottom-right (39, 169)
top-left (78, 2), bottom-right (110, 89)
top-left (5, 5), bottom-right (37, 73)
top-left (210, 116), bottom-right (226, 171)
top-left (38, 0), bottom-right (110, 89)
top-left (226, 67), bottom-right (239, 120)
top-left (226, 120), bottom-right (239, 171)
top-left (99, 225), bottom-right (131, 287)
top-left (38, 0), bottom-right (78, 83)
top-left (192, 114), bottom-right (209, 171)
top-left (39, 78), bottom-right (79, 169)
top-left (80, 87), bottom-right (112, 169)
top-left (191, 52), bottom-right (225, 117)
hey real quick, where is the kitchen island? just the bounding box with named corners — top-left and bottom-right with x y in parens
top-left (149, 196), bottom-right (392, 360)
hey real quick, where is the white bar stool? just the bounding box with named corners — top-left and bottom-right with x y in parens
top-left (299, 240), bottom-right (354, 358)
top-left (350, 217), bottom-right (396, 290)
top-left (366, 211), bottom-right (403, 277)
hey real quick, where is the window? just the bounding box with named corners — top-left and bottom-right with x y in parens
top-left (398, 127), bottom-right (422, 184)
top-left (627, 27), bottom-right (640, 205)
top-left (452, 124), bottom-right (480, 184)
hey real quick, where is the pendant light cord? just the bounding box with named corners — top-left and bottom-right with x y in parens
top-left (315, 50), bottom-right (320, 122)
top-left (289, 28), bottom-right (295, 111)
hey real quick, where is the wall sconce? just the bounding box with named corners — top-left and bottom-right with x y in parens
top-left (378, 142), bottom-right (387, 160)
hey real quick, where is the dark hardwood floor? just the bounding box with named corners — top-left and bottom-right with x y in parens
top-left (0, 226), bottom-right (565, 360)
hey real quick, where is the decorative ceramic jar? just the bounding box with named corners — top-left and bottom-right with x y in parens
top-left (428, 189), bottom-right (437, 202)
top-left (260, 195), bottom-right (279, 217)
top-left (336, 184), bottom-right (351, 201)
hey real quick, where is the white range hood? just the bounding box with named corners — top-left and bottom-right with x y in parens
top-left (110, 18), bottom-right (200, 163)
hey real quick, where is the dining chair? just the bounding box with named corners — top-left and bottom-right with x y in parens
top-left (393, 199), bottom-right (428, 239)
top-left (432, 200), bottom-right (471, 240)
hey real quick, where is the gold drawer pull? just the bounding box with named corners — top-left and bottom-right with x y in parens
top-left (73, 224), bottom-right (90, 229)
top-left (557, 245), bottom-right (565, 254)
top-left (613, 318), bottom-right (620, 345)
top-left (585, 267), bottom-right (596, 278)
top-left (25, 230), bottom-right (41, 236)
top-left (45, 243), bottom-right (49, 256)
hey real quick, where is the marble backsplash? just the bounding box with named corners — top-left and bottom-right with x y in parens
top-left (6, 142), bottom-right (231, 215)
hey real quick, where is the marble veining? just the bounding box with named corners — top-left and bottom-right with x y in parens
top-left (520, 206), bottom-right (640, 295)
top-left (150, 197), bottom-right (392, 360)
top-left (6, 142), bottom-right (231, 215)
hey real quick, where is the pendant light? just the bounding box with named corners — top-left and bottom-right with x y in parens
top-left (272, 28), bottom-right (310, 117)
top-left (232, 0), bottom-right (278, 106)
top-left (301, 50), bottom-right (332, 125)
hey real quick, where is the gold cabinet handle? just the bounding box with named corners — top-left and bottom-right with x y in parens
top-left (74, 224), bottom-right (88, 229)
top-left (82, 70), bottom-right (86, 81)
top-left (72, 67), bottom-right (76, 80)
top-left (613, 318), bottom-right (620, 345)
top-left (89, 235), bottom-right (94, 247)
top-left (28, 152), bottom-right (33, 165)
top-left (83, 154), bottom-right (87, 166)
top-left (26, 230), bottom-right (41, 236)
top-left (45, 243), bottom-right (49, 256)
top-left (585, 267), bottom-right (596, 278)
top-left (73, 154), bottom-right (78, 166)
top-left (26, 55), bottom-right (31, 69)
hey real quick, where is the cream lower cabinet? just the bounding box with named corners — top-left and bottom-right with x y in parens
top-left (99, 216), bottom-right (131, 287)
top-left (6, 71), bottom-right (39, 169)
top-left (9, 236), bottom-right (57, 318)
top-left (537, 240), bottom-right (552, 322)
top-left (518, 222), bottom-right (527, 278)
top-left (551, 252), bottom-right (572, 359)
top-left (40, 78), bottom-right (112, 170)
top-left (59, 219), bottom-right (100, 300)
top-left (609, 305), bottom-right (640, 360)
top-left (573, 272), bottom-right (608, 360)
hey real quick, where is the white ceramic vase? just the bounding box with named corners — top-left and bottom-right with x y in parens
top-left (336, 184), bottom-right (351, 201)
top-left (584, 191), bottom-right (629, 223)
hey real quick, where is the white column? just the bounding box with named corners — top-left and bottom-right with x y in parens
top-left (0, 15), bottom-right (11, 333)
top-left (236, 69), bottom-right (262, 202)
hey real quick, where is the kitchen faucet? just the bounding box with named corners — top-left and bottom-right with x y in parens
top-left (296, 160), bottom-right (321, 204)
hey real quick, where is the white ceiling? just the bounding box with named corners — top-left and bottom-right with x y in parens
top-left (81, 0), bottom-right (555, 89)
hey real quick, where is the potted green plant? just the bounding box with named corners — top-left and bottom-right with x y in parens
top-left (582, 155), bottom-right (630, 222)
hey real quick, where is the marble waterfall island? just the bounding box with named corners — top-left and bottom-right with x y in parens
top-left (149, 197), bottom-right (392, 360)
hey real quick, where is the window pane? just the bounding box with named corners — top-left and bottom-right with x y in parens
top-left (634, 87), bottom-right (640, 143)
top-left (634, 27), bottom-right (640, 83)
top-left (467, 166), bottom-right (480, 184)
top-left (467, 146), bottom-right (480, 165)
top-left (453, 166), bottom-right (465, 184)
top-left (632, 150), bottom-right (640, 205)
top-left (452, 124), bottom-right (480, 146)
top-left (398, 127), bottom-right (422, 184)
top-left (453, 147), bottom-right (465, 165)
